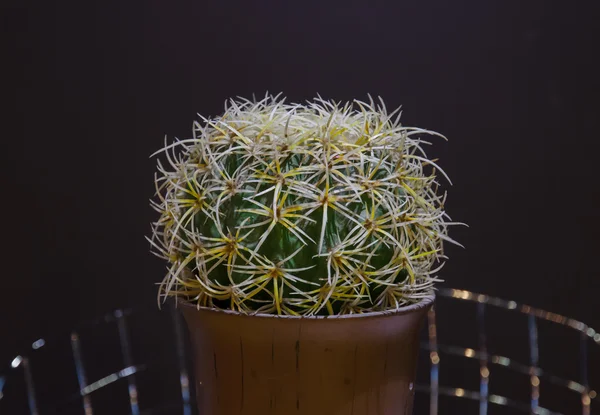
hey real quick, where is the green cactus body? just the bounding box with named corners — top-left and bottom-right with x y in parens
top-left (150, 95), bottom-right (457, 315)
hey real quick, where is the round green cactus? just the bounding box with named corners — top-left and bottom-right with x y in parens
top-left (149, 94), bottom-right (460, 315)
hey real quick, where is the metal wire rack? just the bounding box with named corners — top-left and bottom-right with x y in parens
top-left (1, 288), bottom-right (598, 414)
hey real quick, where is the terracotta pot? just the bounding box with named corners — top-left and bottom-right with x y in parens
top-left (179, 294), bottom-right (434, 415)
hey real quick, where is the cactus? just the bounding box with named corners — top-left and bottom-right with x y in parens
top-left (149, 94), bottom-right (460, 315)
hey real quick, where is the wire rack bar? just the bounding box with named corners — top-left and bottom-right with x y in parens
top-left (476, 302), bottom-right (489, 415)
top-left (71, 332), bottom-right (93, 415)
top-left (172, 306), bottom-right (192, 415)
top-left (419, 342), bottom-right (596, 399)
top-left (528, 314), bottom-right (540, 412)
top-left (427, 307), bottom-right (439, 415)
top-left (22, 358), bottom-right (38, 415)
top-left (80, 366), bottom-right (141, 396)
top-left (580, 330), bottom-right (591, 415)
top-left (439, 289), bottom-right (599, 345)
top-left (414, 385), bottom-right (560, 415)
top-left (115, 309), bottom-right (140, 415)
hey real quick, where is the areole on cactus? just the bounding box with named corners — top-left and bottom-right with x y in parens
top-left (149, 93), bottom-right (461, 316)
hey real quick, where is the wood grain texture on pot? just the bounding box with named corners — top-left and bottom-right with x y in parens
top-left (180, 295), bottom-right (433, 415)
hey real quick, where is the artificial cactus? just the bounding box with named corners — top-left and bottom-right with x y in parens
top-left (149, 94), bottom-right (460, 315)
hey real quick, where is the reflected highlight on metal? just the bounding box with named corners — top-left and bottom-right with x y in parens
top-left (11, 356), bottom-right (23, 369)
top-left (415, 384), bottom-right (560, 415)
top-left (31, 339), bottom-right (45, 350)
top-left (80, 366), bottom-right (141, 395)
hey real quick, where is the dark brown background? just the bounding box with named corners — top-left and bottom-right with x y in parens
top-left (1, 0), bottom-right (599, 412)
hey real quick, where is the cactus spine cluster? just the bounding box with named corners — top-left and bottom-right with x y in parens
top-left (149, 94), bottom-right (459, 315)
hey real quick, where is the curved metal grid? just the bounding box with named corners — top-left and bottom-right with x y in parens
top-left (1, 288), bottom-right (598, 414)
top-left (423, 288), bottom-right (599, 414)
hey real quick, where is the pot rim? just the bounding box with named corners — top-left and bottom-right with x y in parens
top-left (174, 290), bottom-right (435, 320)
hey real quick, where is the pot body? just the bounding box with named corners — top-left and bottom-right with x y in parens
top-left (180, 295), bottom-right (434, 415)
